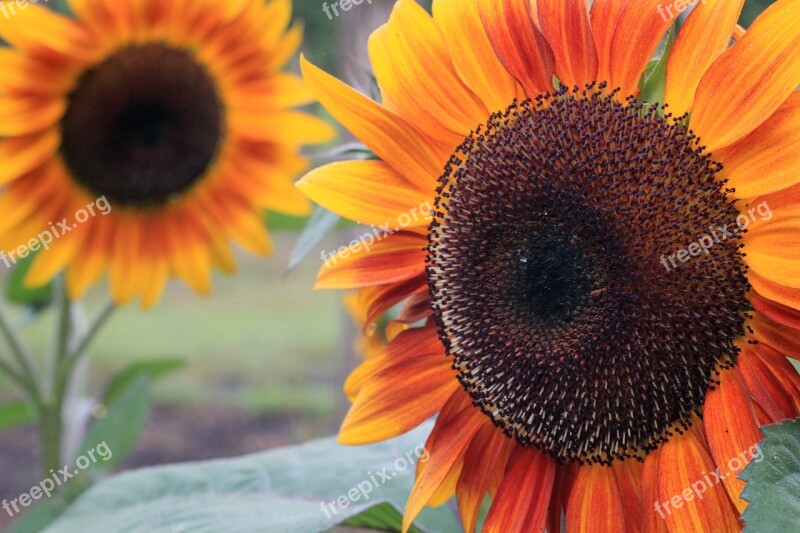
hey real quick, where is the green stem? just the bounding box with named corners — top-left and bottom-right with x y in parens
top-left (0, 299), bottom-right (42, 396)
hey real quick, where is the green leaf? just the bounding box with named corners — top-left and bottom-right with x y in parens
top-left (638, 24), bottom-right (676, 106)
top-left (286, 205), bottom-right (342, 271)
top-left (0, 400), bottom-right (35, 431)
top-left (43, 422), bottom-right (460, 533)
top-left (12, 502), bottom-right (64, 533)
top-left (740, 419), bottom-right (800, 532)
top-left (77, 375), bottom-right (151, 473)
top-left (101, 358), bottom-right (185, 405)
top-left (344, 503), bottom-right (425, 533)
top-left (6, 251), bottom-right (53, 309)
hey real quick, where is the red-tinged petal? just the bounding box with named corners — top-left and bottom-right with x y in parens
top-left (343, 326), bottom-right (443, 400)
top-left (744, 342), bottom-right (800, 419)
top-left (483, 448), bottom-right (556, 533)
top-left (656, 423), bottom-right (740, 532)
top-left (691, 0), bottom-right (800, 151)
top-left (748, 270), bottom-right (800, 312)
top-left (537, 0), bottom-right (598, 87)
top-left (547, 464), bottom-right (578, 533)
top-left (642, 447), bottom-right (669, 533)
top-left (340, 354), bottom-right (459, 445)
top-left (664, 0), bottom-right (745, 116)
top-left (590, 0), bottom-right (631, 84)
top-left (358, 274), bottom-right (428, 332)
top-left (403, 391), bottom-right (483, 532)
top-left (316, 232), bottom-right (427, 290)
top-left (0, 130), bottom-right (60, 185)
top-left (703, 369), bottom-right (764, 512)
top-left (716, 92), bottom-right (800, 198)
top-left (750, 291), bottom-right (800, 331)
top-left (456, 423), bottom-right (515, 533)
top-left (566, 464), bottom-right (626, 533)
top-left (608, 0), bottom-right (675, 97)
top-left (614, 458), bottom-right (644, 533)
top-left (477, 0), bottom-right (555, 97)
top-left (300, 57), bottom-right (446, 190)
top-left (750, 314), bottom-right (800, 360)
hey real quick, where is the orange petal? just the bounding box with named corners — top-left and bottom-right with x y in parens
top-left (358, 274), bottom-right (428, 331)
top-left (537, 0), bottom-right (598, 87)
top-left (431, 0), bottom-right (519, 112)
top-left (608, 0), bottom-right (675, 97)
top-left (0, 3), bottom-right (96, 61)
top-left (691, 0), bottom-right (800, 151)
top-left (300, 56), bottom-right (446, 191)
top-left (743, 208), bottom-right (800, 289)
top-left (750, 313), bottom-right (800, 360)
top-left (0, 96), bottom-right (65, 137)
top-left (456, 423), bottom-right (515, 533)
top-left (566, 464), bottom-right (626, 533)
top-left (477, 0), bottom-right (554, 97)
top-left (614, 458), bottom-right (644, 533)
top-left (739, 342), bottom-right (800, 422)
top-left (0, 130), bottom-right (60, 185)
top-left (703, 368), bottom-right (764, 513)
top-left (642, 446), bottom-right (669, 533)
top-left (340, 354), bottom-right (459, 445)
top-left (403, 391), bottom-right (483, 532)
top-left (316, 231), bottom-right (427, 290)
top-left (483, 447), bottom-right (556, 533)
top-left (716, 91), bottom-right (800, 198)
top-left (655, 423), bottom-right (740, 532)
top-left (297, 160), bottom-right (431, 228)
top-left (590, 0), bottom-right (631, 84)
top-left (748, 270), bottom-right (800, 312)
top-left (343, 326), bottom-right (443, 400)
top-left (664, 0), bottom-right (745, 116)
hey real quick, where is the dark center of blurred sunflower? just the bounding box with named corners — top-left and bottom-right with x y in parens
top-left (60, 43), bottom-right (223, 207)
top-left (426, 85), bottom-right (751, 465)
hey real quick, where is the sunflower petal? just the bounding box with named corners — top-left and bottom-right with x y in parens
top-left (316, 232), bottom-right (427, 290)
top-left (656, 423), bottom-right (740, 532)
top-left (301, 56), bottom-right (446, 190)
top-left (403, 391), bottom-right (485, 533)
top-left (566, 464), bottom-right (626, 533)
top-left (431, 0), bottom-right (519, 112)
top-left (608, 0), bottom-right (675, 96)
top-left (477, 0), bottom-right (554, 97)
top-left (483, 447), bottom-right (556, 533)
top-left (691, 0), bottom-right (800, 151)
top-left (703, 368), bottom-right (764, 512)
top-left (537, 0), bottom-right (598, 87)
top-left (297, 160), bottom-right (431, 228)
top-left (663, 0), bottom-right (745, 116)
top-left (716, 92), bottom-right (800, 198)
top-left (0, 130), bottom-right (60, 185)
top-left (590, 0), bottom-right (630, 84)
top-left (340, 355), bottom-right (459, 445)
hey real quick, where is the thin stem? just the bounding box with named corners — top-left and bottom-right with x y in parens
top-left (0, 356), bottom-right (33, 394)
top-left (61, 302), bottom-right (115, 372)
top-left (0, 298), bottom-right (42, 396)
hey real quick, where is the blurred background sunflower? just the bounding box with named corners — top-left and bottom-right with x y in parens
top-left (0, 0), bottom-right (335, 307)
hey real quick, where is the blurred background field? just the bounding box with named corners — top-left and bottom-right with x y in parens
top-left (0, 0), bottom-right (781, 530)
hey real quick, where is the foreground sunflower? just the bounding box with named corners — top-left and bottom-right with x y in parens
top-left (0, 0), bottom-right (333, 307)
top-left (298, 0), bottom-right (800, 531)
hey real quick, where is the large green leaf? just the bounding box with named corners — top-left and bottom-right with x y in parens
top-left (638, 24), bottom-right (676, 107)
top-left (740, 419), bottom-right (800, 531)
top-left (43, 422), bottom-right (460, 533)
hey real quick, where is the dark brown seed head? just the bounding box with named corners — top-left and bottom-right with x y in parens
top-left (427, 85), bottom-right (751, 465)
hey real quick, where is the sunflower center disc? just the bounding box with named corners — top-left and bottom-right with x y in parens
top-left (426, 85), bottom-right (751, 465)
top-left (60, 43), bottom-right (223, 206)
